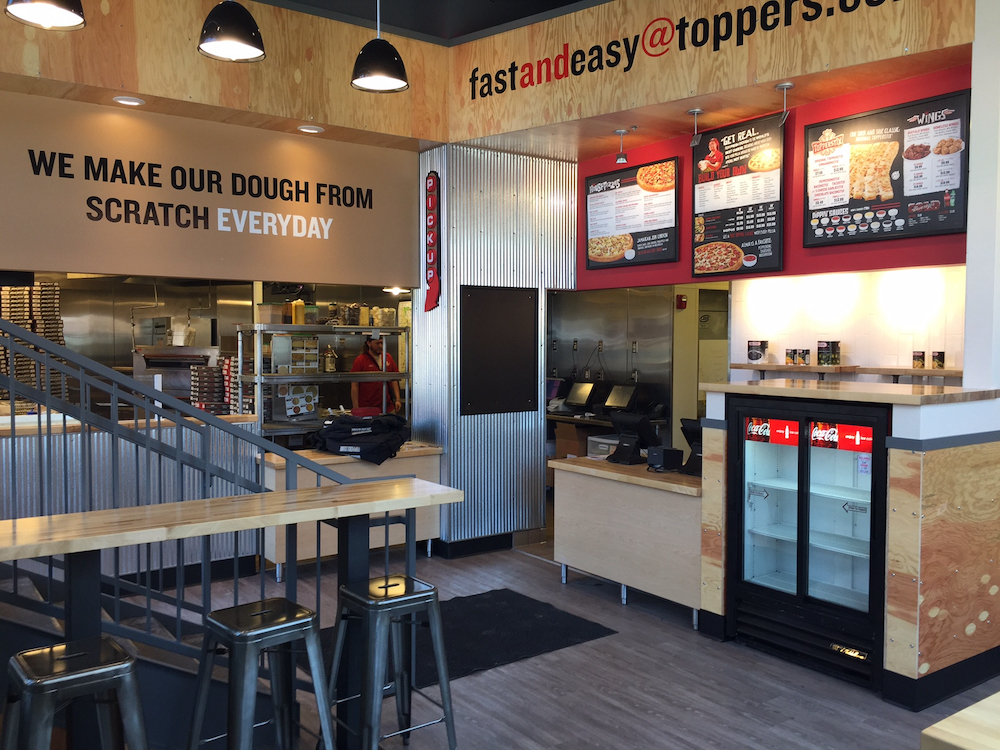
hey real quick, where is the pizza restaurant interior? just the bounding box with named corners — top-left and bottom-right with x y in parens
top-left (3, 1), bottom-right (1000, 749)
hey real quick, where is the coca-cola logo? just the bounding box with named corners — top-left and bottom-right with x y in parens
top-left (747, 421), bottom-right (769, 438)
top-left (812, 425), bottom-right (837, 443)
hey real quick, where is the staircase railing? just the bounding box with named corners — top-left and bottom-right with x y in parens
top-left (0, 316), bottom-right (389, 657)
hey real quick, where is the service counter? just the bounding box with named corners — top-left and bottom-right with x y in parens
top-left (549, 456), bottom-right (702, 613)
top-left (261, 442), bottom-right (443, 573)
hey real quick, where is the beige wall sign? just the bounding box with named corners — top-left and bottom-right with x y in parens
top-left (0, 91), bottom-right (419, 287)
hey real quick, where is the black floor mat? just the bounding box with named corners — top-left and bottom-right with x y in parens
top-left (307, 588), bottom-right (616, 689)
top-left (412, 588), bottom-right (617, 688)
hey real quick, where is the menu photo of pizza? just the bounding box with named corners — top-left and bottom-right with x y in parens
top-left (585, 157), bottom-right (679, 269)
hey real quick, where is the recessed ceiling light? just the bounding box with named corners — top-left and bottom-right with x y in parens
top-left (112, 96), bottom-right (145, 107)
top-left (382, 287), bottom-right (408, 295)
top-left (297, 124), bottom-right (324, 134)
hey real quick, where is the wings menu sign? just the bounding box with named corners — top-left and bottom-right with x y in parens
top-left (803, 91), bottom-right (970, 247)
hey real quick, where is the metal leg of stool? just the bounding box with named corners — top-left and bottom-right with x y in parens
top-left (325, 607), bottom-right (350, 709)
top-left (362, 612), bottom-right (391, 750)
top-left (186, 634), bottom-right (216, 750)
top-left (303, 626), bottom-right (335, 750)
top-left (21, 692), bottom-right (55, 750)
top-left (269, 645), bottom-right (294, 750)
top-left (426, 599), bottom-right (457, 750)
top-left (116, 668), bottom-right (149, 750)
top-left (228, 642), bottom-right (262, 750)
top-left (389, 619), bottom-right (410, 746)
top-left (94, 689), bottom-right (118, 750)
top-left (0, 684), bottom-right (19, 750)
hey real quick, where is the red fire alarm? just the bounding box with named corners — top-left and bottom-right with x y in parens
top-left (676, 294), bottom-right (688, 310)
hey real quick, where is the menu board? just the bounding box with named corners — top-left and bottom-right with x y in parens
top-left (585, 158), bottom-right (679, 270)
top-left (804, 91), bottom-right (970, 247)
top-left (692, 114), bottom-right (784, 277)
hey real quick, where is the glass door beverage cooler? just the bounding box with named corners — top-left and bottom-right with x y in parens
top-left (726, 397), bottom-right (889, 688)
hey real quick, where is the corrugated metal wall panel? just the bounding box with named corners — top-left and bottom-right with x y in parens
top-left (414, 145), bottom-right (576, 542)
top-left (0, 421), bottom-right (260, 572)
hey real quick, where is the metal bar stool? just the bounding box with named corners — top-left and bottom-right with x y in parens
top-left (186, 597), bottom-right (334, 750)
top-left (0, 635), bottom-right (148, 750)
top-left (325, 575), bottom-right (457, 750)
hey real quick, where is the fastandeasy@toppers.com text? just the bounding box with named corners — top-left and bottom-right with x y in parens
top-left (468, 0), bottom-right (900, 101)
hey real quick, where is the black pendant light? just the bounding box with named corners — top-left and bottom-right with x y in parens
top-left (351, 0), bottom-right (408, 93)
top-left (5, 0), bottom-right (85, 30)
top-left (199, 0), bottom-right (264, 63)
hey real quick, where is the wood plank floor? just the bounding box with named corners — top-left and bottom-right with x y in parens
top-left (270, 546), bottom-right (1000, 750)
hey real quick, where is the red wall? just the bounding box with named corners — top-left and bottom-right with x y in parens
top-left (576, 66), bottom-right (971, 291)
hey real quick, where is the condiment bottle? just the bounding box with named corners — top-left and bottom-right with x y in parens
top-left (291, 299), bottom-right (305, 325)
top-left (323, 345), bottom-right (338, 373)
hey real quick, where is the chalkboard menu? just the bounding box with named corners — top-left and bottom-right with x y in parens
top-left (804, 91), bottom-right (970, 247)
top-left (692, 114), bottom-right (784, 277)
top-left (585, 158), bottom-right (679, 270)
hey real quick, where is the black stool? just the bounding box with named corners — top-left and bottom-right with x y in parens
top-left (326, 575), bottom-right (457, 750)
top-left (0, 635), bottom-right (148, 750)
top-left (186, 597), bottom-right (334, 750)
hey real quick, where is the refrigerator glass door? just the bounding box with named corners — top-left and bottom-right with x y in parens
top-left (742, 417), bottom-right (800, 595)
top-left (806, 421), bottom-right (873, 611)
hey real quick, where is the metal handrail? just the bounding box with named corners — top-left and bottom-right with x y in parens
top-left (0, 315), bottom-right (413, 660)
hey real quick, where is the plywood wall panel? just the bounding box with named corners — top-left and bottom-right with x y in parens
top-left (917, 443), bottom-right (1000, 676)
top-left (701, 427), bottom-right (727, 615)
top-left (885, 449), bottom-right (923, 678)
top-left (448, 0), bottom-right (975, 142)
top-left (72, 0), bottom-right (137, 92)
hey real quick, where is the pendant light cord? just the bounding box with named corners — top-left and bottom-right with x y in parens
top-left (376, 0), bottom-right (381, 38)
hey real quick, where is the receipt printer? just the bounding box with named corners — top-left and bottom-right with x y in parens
top-left (648, 446), bottom-right (683, 472)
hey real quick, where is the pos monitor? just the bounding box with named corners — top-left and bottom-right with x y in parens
top-left (679, 417), bottom-right (703, 476)
top-left (564, 381), bottom-right (595, 410)
top-left (607, 410), bottom-right (661, 465)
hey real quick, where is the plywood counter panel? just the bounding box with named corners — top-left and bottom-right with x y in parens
top-left (551, 458), bottom-right (701, 609)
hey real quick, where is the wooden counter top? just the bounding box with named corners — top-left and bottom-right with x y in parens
top-left (731, 363), bottom-right (859, 375)
top-left (856, 366), bottom-right (963, 378)
top-left (262, 441), bottom-right (442, 469)
top-left (920, 690), bottom-right (1000, 749)
top-left (548, 456), bottom-right (701, 496)
top-left (701, 379), bottom-right (1000, 406)
top-left (0, 478), bottom-right (462, 561)
top-left (0, 412), bottom-right (256, 438)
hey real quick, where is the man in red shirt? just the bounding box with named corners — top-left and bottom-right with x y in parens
top-left (350, 335), bottom-right (402, 414)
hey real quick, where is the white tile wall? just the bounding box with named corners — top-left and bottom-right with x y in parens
top-left (730, 266), bottom-right (965, 382)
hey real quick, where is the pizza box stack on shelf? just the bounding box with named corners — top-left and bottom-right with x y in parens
top-left (190, 365), bottom-right (230, 415)
top-left (1, 283), bottom-right (67, 403)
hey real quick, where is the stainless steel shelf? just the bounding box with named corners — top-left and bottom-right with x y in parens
top-left (238, 371), bottom-right (410, 384)
top-left (237, 324), bottom-right (409, 335)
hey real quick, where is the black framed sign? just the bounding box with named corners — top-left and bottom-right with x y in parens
top-left (804, 91), bottom-right (970, 247)
top-left (692, 114), bottom-right (784, 277)
top-left (585, 157), bottom-right (679, 270)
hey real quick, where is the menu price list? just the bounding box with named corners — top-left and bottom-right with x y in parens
top-left (692, 114), bottom-right (784, 276)
top-left (585, 158), bottom-right (678, 270)
top-left (804, 91), bottom-right (969, 247)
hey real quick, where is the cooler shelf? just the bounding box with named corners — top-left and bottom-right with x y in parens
top-left (749, 523), bottom-right (869, 558)
top-left (750, 477), bottom-right (869, 503)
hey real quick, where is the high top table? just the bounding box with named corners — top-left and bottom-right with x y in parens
top-left (0, 477), bottom-right (463, 750)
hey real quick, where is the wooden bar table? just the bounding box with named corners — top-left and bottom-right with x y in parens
top-left (0, 478), bottom-right (463, 750)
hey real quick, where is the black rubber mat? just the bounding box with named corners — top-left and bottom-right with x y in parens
top-left (411, 587), bottom-right (616, 687)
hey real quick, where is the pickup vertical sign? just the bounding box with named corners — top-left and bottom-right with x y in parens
top-left (424, 171), bottom-right (441, 311)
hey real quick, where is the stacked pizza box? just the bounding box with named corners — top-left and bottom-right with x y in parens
top-left (190, 364), bottom-right (230, 416)
top-left (1, 283), bottom-right (66, 407)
